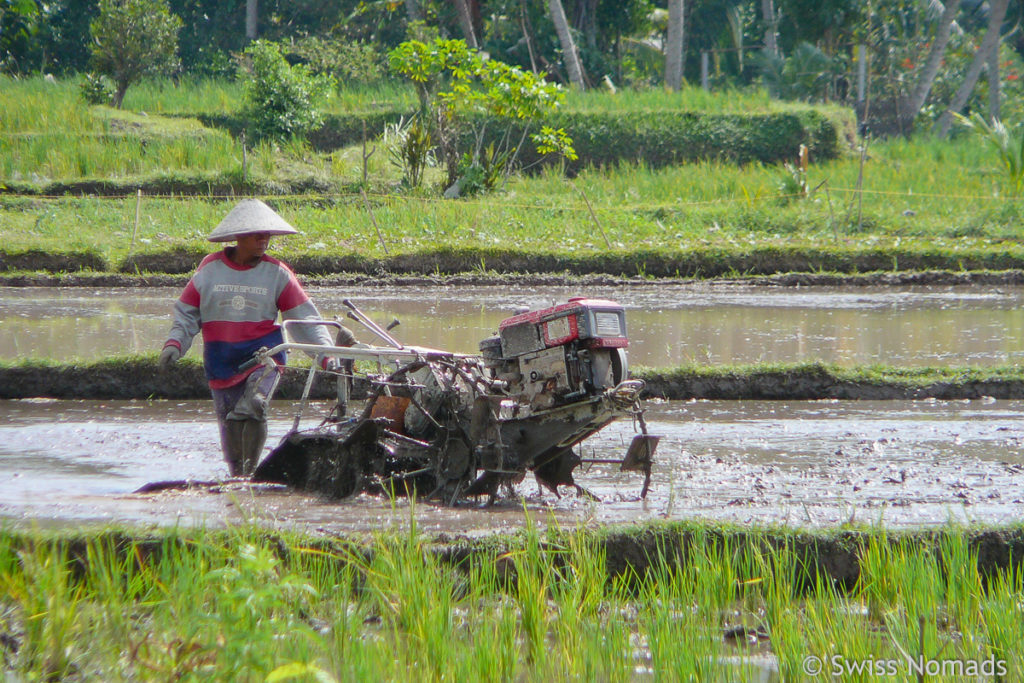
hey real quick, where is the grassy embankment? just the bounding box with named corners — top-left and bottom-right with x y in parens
top-left (2, 75), bottom-right (1023, 276)
top-left (1, 519), bottom-right (1021, 681)
top-left (4, 356), bottom-right (1024, 400)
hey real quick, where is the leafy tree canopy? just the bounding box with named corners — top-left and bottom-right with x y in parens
top-left (89, 0), bottom-right (182, 107)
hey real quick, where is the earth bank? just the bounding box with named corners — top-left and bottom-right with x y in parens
top-left (2, 358), bottom-right (1023, 401)
top-left (5, 523), bottom-right (1022, 591)
top-left (8, 247), bottom-right (1024, 280)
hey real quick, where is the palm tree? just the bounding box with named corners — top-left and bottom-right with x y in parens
top-left (761, 0), bottom-right (777, 57)
top-left (936, 0), bottom-right (1010, 137)
top-left (454, 0), bottom-right (478, 48)
top-left (246, 0), bottom-right (257, 41)
top-left (665, 0), bottom-right (685, 91)
top-left (898, 0), bottom-right (961, 133)
top-left (548, 0), bottom-right (586, 89)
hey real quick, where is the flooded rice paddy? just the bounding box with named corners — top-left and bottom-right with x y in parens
top-left (4, 283), bottom-right (1024, 366)
top-left (1, 397), bottom-right (1021, 533)
top-left (3, 282), bottom-right (1023, 532)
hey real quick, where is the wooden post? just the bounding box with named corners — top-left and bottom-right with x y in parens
top-left (361, 121), bottom-right (376, 187)
top-left (857, 44), bottom-right (867, 112)
top-left (130, 189), bottom-right (142, 253)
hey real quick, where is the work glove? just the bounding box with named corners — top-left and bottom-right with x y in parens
top-left (158, 345), bottom-right (181, 369)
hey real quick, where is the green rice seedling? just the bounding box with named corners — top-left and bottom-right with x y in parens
top-left (451, 555), bottom-right (521, 682)
top-left (684, 533), bottom-right (741, 625)
top-left (511, 515), bottom-right (555, 668)
top-left (858, 531), bottom-right (913, 620)
top-left (457, 599), bottom-right (521, 682)
top-left (801, 569), bottom-right (879, 683)
top-left (980, 561), bottom-right (1024, 676)
top-left (747, 538), bottom-right (809, 680)
top-left (541, 528), bottom-right (638, 680)
top-left (9, 541), bottom-right (86, 680)
top-left (856, 532), bottom-right (972, 676)
top-left (573, 607), bottom-right (633, 683)
top-left (342, 506), bottom-right (461, 682)
top-left (80, 536), bottom-right (154, 659)
top-left (937, 531), bottom-right (985, 653)
top-left (890, 539), bottom-right (945, 619)
top-left (640, 559), bottom-right (715, 681)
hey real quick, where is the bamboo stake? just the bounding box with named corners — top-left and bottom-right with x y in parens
top-left (130, 189), bottom-right (141, 253)
top-left (360, 188), bottom-right (390, 256)
top-left (570, 180), bottom-right (611, 249)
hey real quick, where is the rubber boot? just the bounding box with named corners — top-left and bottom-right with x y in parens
top-left (240, 418), bottom-right (268, 477)
top-left (220, 419), bottom-right (246, 477)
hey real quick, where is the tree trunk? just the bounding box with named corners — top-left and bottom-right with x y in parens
top-left (520, 0), bottom-right (538, 73)
top-left (405, 0), bottom-right (421, 23)
top-left (245, 0), bottom-right (258, 42)
top-left (898, 0), bottom-right (961, 133)
top-left (112, 83), bottom-right (128, 109)
top-left (665, 0), bottom-right (685, 91)
top-left (761, 0), bottom-right (777, 56)
top-left (989, 37), bottom-right (1001, 120)
top-left (584, 0), bottom-right (598, 51)
top-left (454, 0), bottom-right (477, 48)
top-left (548, 0), bottom-right (586, 89)
top-left (936, 0), bottom-right (1010, 136)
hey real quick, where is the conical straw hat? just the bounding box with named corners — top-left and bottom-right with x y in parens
top-left (207, 199), bottom-right (299, 242)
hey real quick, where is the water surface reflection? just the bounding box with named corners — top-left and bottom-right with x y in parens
top-left (2, 284), bottom-right (1023, 366)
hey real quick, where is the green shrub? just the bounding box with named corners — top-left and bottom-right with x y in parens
top-left (286, 37), bottom-right (386, 87)
top-left (239, 40), bottom-right (335, 142)
top-left (78, 72), bottom-right (114, 105)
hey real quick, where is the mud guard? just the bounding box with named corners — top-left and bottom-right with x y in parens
top-left (253, 419), bottom-right (382, 499)
top-left (532, 447), bottom-right (584, 498)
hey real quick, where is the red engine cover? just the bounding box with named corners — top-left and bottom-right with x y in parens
top-left (498, 298), bottom-right (627, 357)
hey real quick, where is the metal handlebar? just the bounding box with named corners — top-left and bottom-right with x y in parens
top-left (282, 319), bottom-right (344, 337)
top-left (343, 299), bottom-right (403, 349)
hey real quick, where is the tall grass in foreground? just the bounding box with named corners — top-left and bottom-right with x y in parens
top-left (0, 522), bottom-right (1021, 681)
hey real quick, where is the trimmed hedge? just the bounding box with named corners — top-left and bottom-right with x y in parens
top-left (197, 107), bottom-right (844, 170)
top-left (517, 109), bottom-right (841, 170)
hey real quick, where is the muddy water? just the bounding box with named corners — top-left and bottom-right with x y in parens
top-left (2, 398), bottom-right (1021, 533)
top-left (3, 284), bottom-right (1024, 367)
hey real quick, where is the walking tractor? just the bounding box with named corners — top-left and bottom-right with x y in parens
top-left (248, 297), bottom-right (659, 504)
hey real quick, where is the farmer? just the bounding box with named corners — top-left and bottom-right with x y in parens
top-left (157, 198), bottom-right (336, 477)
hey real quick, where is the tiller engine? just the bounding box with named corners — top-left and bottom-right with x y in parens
top-left (250, 298), bottom-right (658, 504)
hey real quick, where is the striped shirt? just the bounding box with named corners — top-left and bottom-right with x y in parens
top-left (163, 249), bottom-right (333, 388)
